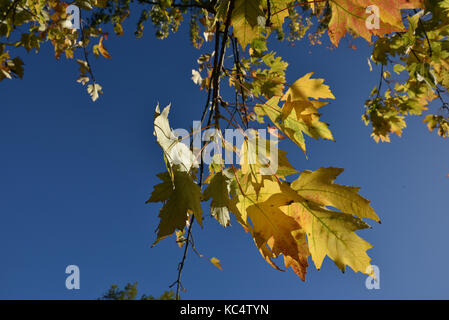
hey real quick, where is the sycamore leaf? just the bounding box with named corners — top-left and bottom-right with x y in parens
top-left (87, 83), bottom-right (102, 101)
top-left (287, 202), bottom-right (373, 274)
top-left (281, 100), bottom-right (328, 123)
top-left (282, 72), bottom-right (335, 102)
top-left (231, 166), bottom-right (378, 280)
top-left (257, 97), bottom-right (304, 152)
top-left (254, 73), bottom-right (336, 154)
top-left (235, 177), bottom-right (310, 280)
top-left (154, 104), bottom-right (198, 172)
top-left (257, 97), bottom-right (334, 154)
top-left (147, 168), bottom-right (203, 246)
top-left (280, 72), bottom-right (334, 125)
top-left (231, 0), bottom-right (264, 50)
top-left (276, 149), bottom-right (298, 177)
top-left (203, 171), bottom-right (233, 227)
top-left (146, 172), bottom-right (173, 203)
top-left (238, 130), bottom-right (297, 178)
top-left (287, 167), bottom-right (379, 274)
top-left (210, 257), bottom-right (223, 270)
top-left (291, 167), bottom-right (380, 222)
top-left (268, 0), bottom-right (290, 29)
top-left (328, 0), bottom-right (424, 47)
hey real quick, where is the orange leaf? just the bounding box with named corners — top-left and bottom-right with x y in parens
top-left (98, 36), bottom-right (112, 59)
top-left (328, 0), bottom-right (424, 47)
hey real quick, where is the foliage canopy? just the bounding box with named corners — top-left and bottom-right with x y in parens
top-left (2, 0), bottom-right (448, 299)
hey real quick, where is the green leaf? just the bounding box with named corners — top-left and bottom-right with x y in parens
top-left (203, 171), bottom-right (233, 227)
top-left (231, 0), bottom-right (264, 50)
top-left (148, 168), bottom-right (203, 246)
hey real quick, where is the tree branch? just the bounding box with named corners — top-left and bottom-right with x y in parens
top-left (212, 0), bottom-right (235, 130)
top-left (139, 0), bottom-right (216, 14)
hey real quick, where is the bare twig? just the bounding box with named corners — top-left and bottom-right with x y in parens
top-left (212, 0), bottom-right (235, 130)
top-left (79, 11), bottom-right (97, 84)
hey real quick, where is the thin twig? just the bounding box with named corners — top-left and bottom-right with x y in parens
top-left (212, 0), bottom-right (235, 130)
top-left (79, 11), bottom-right (97, 83)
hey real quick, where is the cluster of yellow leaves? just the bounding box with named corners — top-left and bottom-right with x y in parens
top-left (149, 93), bottom-right (379, 280)
top-left (424, 114), bottom-right (449, 138)
top-left (255, 73), bottom-right (335, 154)
top-left (210, 165), bottom-right (379, 280)
top-left (364, 3), bottom-right (449, 142)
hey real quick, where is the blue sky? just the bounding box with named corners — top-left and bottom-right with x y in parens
top-left (0, 13), bottom-right (448, 299)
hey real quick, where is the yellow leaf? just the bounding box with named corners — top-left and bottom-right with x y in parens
top-left (286, 167), bottom-right (379, 275)
top-left (231, 166), bottom-right (379, 280)
top-left (291, 167), bottom-right (380, 222)
top-left (210, 257), bottom-right (223, 270)
top-left (235, 178), bottom-right (310, 280)
top-left (269, 0), bottom-right (290, 29)
top-left (257, 97), bottom-right (334, 154)
top-left (287, 202), bottom-right (373, 274)
top-left (203, 171), bottom-right (232, 227)
top-left (231, 0), bottom-right (263, 50)
top-left (282, 72), bottom-right (335, 102)
top-left (328, 0), bottom-right (424, 47)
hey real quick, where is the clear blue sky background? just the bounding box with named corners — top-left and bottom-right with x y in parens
top-left (0, 12), bottom-right (448, 299)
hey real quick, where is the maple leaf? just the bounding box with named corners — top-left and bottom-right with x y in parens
top-left (257, 96), bottom-right (334, 154)
top-left (287, 202), bottom-right (373, 274)
top-left (87, 83), bottom-right (103, 102)
top-left (203, 170), bottom-right (233, 227)
top-left (254, 73), bottom-right (336, 154)
top-left (268, 0), bottom-right (290, 29)
top-left (327, 0), bottom-right (424, 47)
top-left (282, 72), bottom-right (335, 102)
top-left (238, 130), bottom-right (297, 180)
top-left (280, 72), bottom-right (335, 126)
top-left (234, 177), bottom-right (310, 280)
top-left (288, 167), bottom-right (379, 274)
top-left (154, 104), bottom-right (198, 172)
top-left (232, 167), bottom-right (378, 280)
top-left (147, 169), bottom-right (203, 246)
top-left (291, 167), bottom-right (380, 222)
top-left (231, 0), bottom-right (264, 50)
